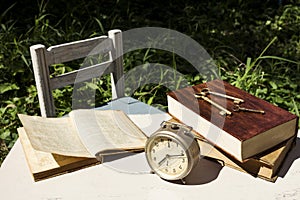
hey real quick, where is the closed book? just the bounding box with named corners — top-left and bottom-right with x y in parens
top-left (200, 136), bottom-right (295, 182)
top-left (167, 79), bottom-right (298, 162)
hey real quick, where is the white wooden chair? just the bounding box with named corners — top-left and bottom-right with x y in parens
top-left (30, 29), bottom-right (125, 117)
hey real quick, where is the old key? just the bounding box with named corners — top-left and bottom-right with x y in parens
top-left (194, 94), bottom-right (232, 116)
top-left (200, 88), bottom-right (244, 104)
top-left (233, 105), bottom-right (265, 114)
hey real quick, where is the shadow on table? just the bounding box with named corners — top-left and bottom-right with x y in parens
top-left (278, 137), bottom-right (300, 178)
top-left (102, 152), bottom-right (223, 185)
top-left (168, 157), bottom-right (223, 185)
top-left (100, 137), bottom-right (300, 185)
top-left (165, 136), bottom-right (300, 185)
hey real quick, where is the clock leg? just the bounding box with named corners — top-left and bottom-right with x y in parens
top-left (180, 178), bottom-right (186, 185)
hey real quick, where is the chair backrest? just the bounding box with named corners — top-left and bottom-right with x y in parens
top-left (30, 29), bottom-right (124, 117)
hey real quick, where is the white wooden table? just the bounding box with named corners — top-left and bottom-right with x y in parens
top-left (1, 97), bottom-right (300, 200)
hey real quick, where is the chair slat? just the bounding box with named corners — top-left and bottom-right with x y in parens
top-left (50, 61), bottom-right (114, 89)
top-left (47, 36), bottom-right (113, 65)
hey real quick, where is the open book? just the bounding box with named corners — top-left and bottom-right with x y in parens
top-left (18, 110), bottom-right (148, 160)
top-left (17, 127), bottom-right (99, 181)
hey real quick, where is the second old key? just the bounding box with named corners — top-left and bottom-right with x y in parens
top-left (233, 105), bottom-right (265, 114)
top-left (200, 88), bottom-right (244, 104)
top-left (194, 94), bottom-right (232, 116)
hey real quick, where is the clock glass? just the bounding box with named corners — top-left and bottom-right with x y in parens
top-left (146, 135), bottom-right (189, 180)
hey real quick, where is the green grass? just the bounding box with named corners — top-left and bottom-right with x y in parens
top-left (0, 0), bottom-right (299, 165)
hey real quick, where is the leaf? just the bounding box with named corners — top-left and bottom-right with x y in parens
top-left (85, 82), bottom-right (99, 90)
top-left (147, 96), bottom-right (154, 105)
top-left (256, 88), bottom-right (268, 95)
top-left (259, 56), bottom-right (299, 65)
top-left (0, 83), bottom-right (19, 94)
top-left (269, 81), bottom-right (278, 89)
top-left (0, 129), bottom-right (10, 140)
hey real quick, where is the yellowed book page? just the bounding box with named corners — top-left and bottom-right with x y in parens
top-left (70, 110), bottom-right (148, 155)
top-left (18, 127), bottom-right (63, 174)
top-left (18, 114), bottom-right (93, 158)
top-left (18, 127), bottom-right (98, 181)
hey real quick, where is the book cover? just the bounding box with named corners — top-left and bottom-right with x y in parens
top-left (167, 79), bottom-right (298, 161)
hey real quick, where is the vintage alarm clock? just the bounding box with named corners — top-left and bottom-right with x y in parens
top-left (145, 121), bottom-right (200, 181)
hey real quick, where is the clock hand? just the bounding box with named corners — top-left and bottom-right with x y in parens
top-left (168, 154), bottom-right (186, 159)
top-left (158, 154), bottom-right (169, 166)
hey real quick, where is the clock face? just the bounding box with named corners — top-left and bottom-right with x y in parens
top-left (146, 135), bottom-right (189, 180)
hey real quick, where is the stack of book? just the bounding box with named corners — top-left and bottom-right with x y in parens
top-left (167, 79), bottom-right (298, 182)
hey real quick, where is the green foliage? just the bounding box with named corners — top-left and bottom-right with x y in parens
top-left (221, 36), bottom-right (300, 115)
top-left (0, 0), bottom-right (299, 165)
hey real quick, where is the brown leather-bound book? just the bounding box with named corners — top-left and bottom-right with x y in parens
top-left (167, 79), bottom-right (298, 162)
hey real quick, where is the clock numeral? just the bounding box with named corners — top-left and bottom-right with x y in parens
top-left (153, 157), bottom-right (157, 161)
top-left (152, 149), bottom-right (155, 153)
top-left (182, 158), bottom-right (185, 163)
top-left (168, 140), bottom-right (171, 148)
top-left (173, 168), bottom-right (176, 173)
top-left (179, 165), bottom-right (182, 169)
top-left (165, 168), bottom-right (168, 172)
